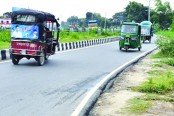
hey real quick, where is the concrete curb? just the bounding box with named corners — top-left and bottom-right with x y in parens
top-left (0, 37), bottom-right (119, 61)
top-left (71, 46), bottom-right (158, 116)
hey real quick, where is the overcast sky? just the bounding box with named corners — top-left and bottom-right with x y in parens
top-left (0, 0), bottom-right (173, 21)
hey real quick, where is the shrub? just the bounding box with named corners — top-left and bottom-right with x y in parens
top-left (170, 19), bottom-right (174, 31)
top-left (0, 29), bottom-right (11, 42)
top-left (161, 58), bottom-right (174, 66)
top-left (137, 71), bottom-right (174, 94)
top-left (156, 31), bottom-right (174, 57)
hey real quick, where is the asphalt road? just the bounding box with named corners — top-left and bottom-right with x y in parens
top-left (0, 37), bottom-right (157, 116)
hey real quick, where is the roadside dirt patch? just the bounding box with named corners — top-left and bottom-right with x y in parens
top-left (90, 50), bottom-right (174, 116)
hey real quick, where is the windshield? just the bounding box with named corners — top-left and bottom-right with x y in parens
top-left (121, 25), bottom-right (137, 34)
top-left (13, 15), bottom-right (36, 23)
top-left (141, 26), bottom-right (150, 35)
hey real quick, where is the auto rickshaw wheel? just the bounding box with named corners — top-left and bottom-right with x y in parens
top-left (11, 55), bottom-right (19, 65)
top-left (37, 50), bottom-right (45, 66)
top-left (138, 47), bottom-right (141, 51)
top-left (142, 37), bottom-right (145, 43)
top-left (125, 46), bottom-right (128, 52)
top-left (149, 37), bottom-right (151, 43)
top-left (44, 50), bottom-right (49, 60)
top-left (45, 55), bottom-right (49, 60)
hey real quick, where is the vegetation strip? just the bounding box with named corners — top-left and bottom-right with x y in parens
top-left (120, 30), bottom-right (174, 115)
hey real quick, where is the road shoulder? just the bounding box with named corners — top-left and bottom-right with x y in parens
top-left (90, 50), bottom-right (174, 116)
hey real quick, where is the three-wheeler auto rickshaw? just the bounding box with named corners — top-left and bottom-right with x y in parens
top-left (119, 22), bottom-right (141, 52)
top-left (140, 21), bottom-right (153, 43)
top-left (10, 9), bottom-right (60, 66)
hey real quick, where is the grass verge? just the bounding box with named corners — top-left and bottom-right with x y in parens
top-left (0, 42), bottom-right (10, 50)
top-left (121, 97), bottom-right (153, 115)
top-left (0, 30), bottom-right (120, 50)
top-left (121, 51), bottom-right (174, 115)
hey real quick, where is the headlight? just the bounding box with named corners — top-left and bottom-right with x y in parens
top-left (131, 37), bottom-right (137, 40)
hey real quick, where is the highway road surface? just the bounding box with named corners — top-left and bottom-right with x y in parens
top-left (0, 37), bottom-right (157, 116)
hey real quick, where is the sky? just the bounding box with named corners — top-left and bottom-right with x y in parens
top-left (0, 0), bottom-right (174, 22)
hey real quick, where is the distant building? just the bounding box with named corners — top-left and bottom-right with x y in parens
top-left (3, 12), bottom-right (12, 18)
top-left (0, 18), bottom-right (11, 29)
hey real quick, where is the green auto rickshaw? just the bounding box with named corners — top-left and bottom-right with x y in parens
top-left (119, 22), bottom-right (141, 52)
top-left (140, 21), bottom-right (153, 43)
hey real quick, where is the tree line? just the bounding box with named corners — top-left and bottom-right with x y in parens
top-left (61, 0), bottom-right (173, 30)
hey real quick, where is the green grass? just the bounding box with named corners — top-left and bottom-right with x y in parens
top-left (151, 52), bottom-right (166, 58)
top-left (147, 70), bottom-right (164, 76)
top-left (122, 93), bottom-right (174, 115)
top-left (151, 52), bottom-right (174, 67)
top-left (0, 29), bottom-right (120, 50)
top-left (156, 31), bottom-right (174, 39)
top-left (136, 70), bottom-right (174, 94)
top-left (0, 42), bottom-right (10, 50)
top-left (125, 69), bottom-right (174, 115)
top-left (141, 94), bottom-right (174, 102)
top-left (122, 97), bottom-right (153, 114)
top-left (161, 58), bottom-right (174, 66)
top-left (59, 30), bottom-right (120, 43)
top-left (0, 29), bottom-right (11, 50)
top-left (123, 47), bottom-right (174, 115)
top-left (0, 29), bottom-right (11, 42)
top-left (156, 30), bottom-right (174, 57)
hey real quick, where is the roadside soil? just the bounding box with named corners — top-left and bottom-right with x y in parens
top-left (90, 50), bottom-right (174, 116)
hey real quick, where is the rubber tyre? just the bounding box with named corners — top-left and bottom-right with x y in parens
top-left (138, 47), bottom-right (141, 51)
top-left (45, 53), bottom-right (49, 60)
top-left (11, 55), bottom-right (19, 65)
top-left (37, 50), bottom-right (45, 66)
top-left (125, 46), bottom-right (128, 52)
top-left (149, 37), bottom-right (151, 43)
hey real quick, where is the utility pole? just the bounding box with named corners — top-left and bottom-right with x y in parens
top-left (148, 0), bottom-right (151, 21)
top-left (104, 12), bottom-right (107, 31)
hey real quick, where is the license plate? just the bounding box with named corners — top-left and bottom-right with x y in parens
top-left (21, 50), bottom-right (26, 55)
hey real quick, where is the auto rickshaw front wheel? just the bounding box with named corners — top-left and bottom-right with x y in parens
top-left (37, 50), bottom-right (45, 66)
top-left (125, 46), bottom-right (128, 52)
top-left (138, 47), bottom-right (141, 51)
top-left (11, 55), bottom-right (19, 65)
top-left (149, 37), bottom-right (151, 43)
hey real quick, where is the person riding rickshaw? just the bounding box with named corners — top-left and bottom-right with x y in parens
top-left (140, 21), bottom-right (153, 43)
top-left (119, 22), bottom-right (141, 52)
top-left (10, 9), bottom-right (60, 66)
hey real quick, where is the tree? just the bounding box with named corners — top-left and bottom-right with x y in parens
top-left (61, 21), bottom-right (69, 29)
top-left (170, 19), bottom-right (174, 31)
top-left (85, 12), bottom-right (106, 28)
top-left (67, 16), bottom-right (79, 25)
top-left (78, 18), bottom-right (86, 27)
top-left (3, 12), bottom-right (12, 18)
top-left (86, 12), bottom-right (93, 20)
top-left (151, 0), bottom-right (173, 29)
top-left (92, 13), bottom-right (104, 27)
top-left (125, 1), bottom-right (148, 22)
top-left (112, 12), bottom-right (126, 26)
